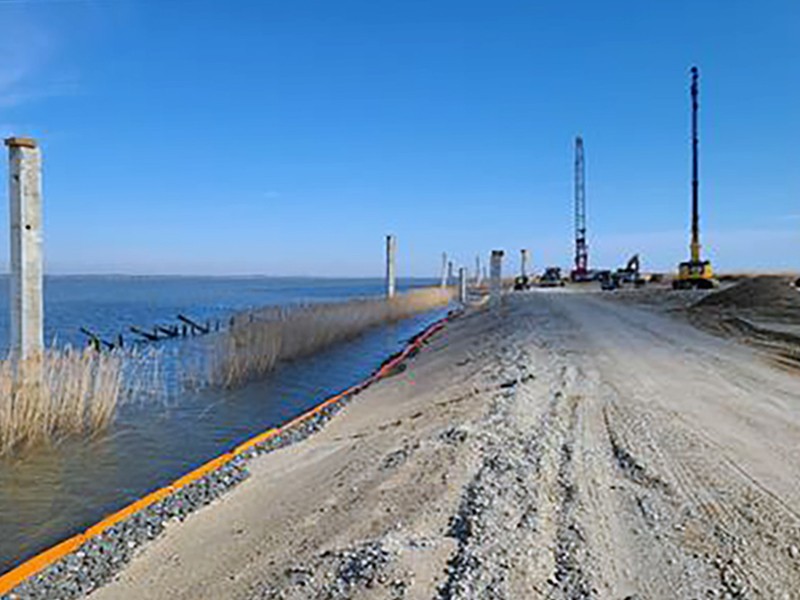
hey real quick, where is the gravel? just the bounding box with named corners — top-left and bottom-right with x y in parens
top-left (252, 540), bottom-right (398, 600)
top-left (3, 458), bottom-right (248, 600)
top-left (2, 400), bottom-right (353, 600)
top-left (1, 322), bottom-right (448, 600)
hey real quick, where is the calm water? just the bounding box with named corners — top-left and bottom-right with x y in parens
top-left (0, 276), bottom-right (444, 573)
top-left (0, 275), bottom-right (437, 351)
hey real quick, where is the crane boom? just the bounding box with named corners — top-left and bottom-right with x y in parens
top-left (572, 136), bottom-right (589, 280)
top-left (674, 66), bottom-right (715, 290)
top-left (691, 66), bottom-right (701, 263)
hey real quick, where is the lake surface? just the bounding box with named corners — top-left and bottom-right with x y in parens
top-left (0, 276), bottom-right (445, 574)
top-left (0, 276), bottom-right (437, 351)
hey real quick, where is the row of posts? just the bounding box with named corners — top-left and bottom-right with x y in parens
top-left (5, 136), bottom-right (516, 363)
top-left (384, 234), bottom-right (508, 306)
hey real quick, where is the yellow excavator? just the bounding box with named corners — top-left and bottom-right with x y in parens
top-left (673, 66), bottom-right (717, 290)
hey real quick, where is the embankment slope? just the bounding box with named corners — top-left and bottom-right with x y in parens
top-left (91, 292), bottom-right (800, 599)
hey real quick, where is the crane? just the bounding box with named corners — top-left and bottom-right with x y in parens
top-left (674, 66), bottom-right (716, 289)
top-left (570, 136), bottom-right (590, 282)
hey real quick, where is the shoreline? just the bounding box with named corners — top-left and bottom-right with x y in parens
top-left (0, 313), bottom-right (454, 599)
top-left (87, 291), bottom-right (800, 599)
top-left (5, 287), bottom-right (800, 598)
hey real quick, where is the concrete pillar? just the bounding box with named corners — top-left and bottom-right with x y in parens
top-left (385, 234), bottom-right (396, 299)
top-left (490, 250), bottom-right (504, 303)
top-left (458, 267), bottom-right (467, 304)
top-left (520, 249), bottom-right (530, 278)
top-left (447, 261), bottom-right (454, 284)
top-left (440, 252), bottom-right (448, 288)
top-left (475, 255), bottom-right (482, 285)
top-left (6, 137), bottom-right (43, 359)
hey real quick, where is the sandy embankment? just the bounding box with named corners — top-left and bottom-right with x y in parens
top-left (90, 306), bottom-right (501, 600)
top-left (92, 291), bottom-right (800, 599)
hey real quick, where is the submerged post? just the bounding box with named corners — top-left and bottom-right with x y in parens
top-left (440, 252), bottom-right (448, 288)
top-left (520, 249), bottom-right (530, 278)
top-left (385, 234), bottom-right (396, 299)
top-left (490, 250), bottom-right (504, 303)
top-left (6, 137), bottom-right (43, 360)
top-left (458, 267), bottom-right (467, 304)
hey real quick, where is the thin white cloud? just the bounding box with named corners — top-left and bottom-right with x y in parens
top-left (0, 9), bottom-right (77, 109)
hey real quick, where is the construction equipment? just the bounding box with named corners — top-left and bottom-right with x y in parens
top-left (515, 249), bottom-right (531, 290)
top-left (617, 254), bottom-right (644, 285)
top-left (598, 270), bottom-right (618, 291)
top-left (539, 267), bottom-right (565, 288)
top-left (599, 256), bottom-right (646, 291)
top-left (674, 66), bottom-right (716, 290)
top-left (570, 136), bottom-right (592, 282)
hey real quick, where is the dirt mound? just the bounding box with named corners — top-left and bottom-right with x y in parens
top-left (693, 276), bottom-right (800, 316)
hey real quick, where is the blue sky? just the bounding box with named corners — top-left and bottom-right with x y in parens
top-left (0, 0), bottom-right (798, 276)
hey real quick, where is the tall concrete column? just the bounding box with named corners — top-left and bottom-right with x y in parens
top-left (458, 267), bottom-right (467, 304)
top-left (490, 250), bottom-right (504, 303)
top-left (6, 137), bottom-right (43, 360)
top-left (447, 260), bottom-right (454, 285)
top-left (520, 249), bottom-right (530, 278)
top-left (440, 252), bottom-right (448, 288)
top-left (475, 255), bottom-right (482, 285)
top-left (385, 234), bottom-right (396, 299)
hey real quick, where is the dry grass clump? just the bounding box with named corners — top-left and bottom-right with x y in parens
top-left (0, 348), bottom-right (122, 456)
top-left (210, 287), bottom-right (453, 388)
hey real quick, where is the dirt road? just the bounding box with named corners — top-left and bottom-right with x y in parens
top-left (91, 291), bottom-right (800, 599)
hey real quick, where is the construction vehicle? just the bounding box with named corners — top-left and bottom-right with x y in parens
top-left (617, 254), bottom-right (646, 286)
top-left (514, 249), bottom-right (532, 290)
top-left (674, 67), bottom-right (717, 290)
top-left (598, 270), bottom-right (618, 291)
top-left (513, 275), bottom-right (531, 291)
top-left (539, 267), bottom-right (565, 288)
top-left (598, 256), bottom-right (646, 291)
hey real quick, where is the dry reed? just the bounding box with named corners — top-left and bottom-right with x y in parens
top-left (210, 287), bottom-right (454, 388)
top-left (0, 348), bottom-right (122, 457)
top-left (0, 287), bottom-right (452, 456)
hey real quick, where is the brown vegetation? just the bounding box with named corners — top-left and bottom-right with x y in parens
top-left (0, 349), bottom-right (122, 456)
top-left (209, 287), bottom-right (454, 388)
top-left (0, 288), bottom-right (452, 456)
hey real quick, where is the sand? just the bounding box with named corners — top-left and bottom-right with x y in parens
top-left (89, 290), bottom-right (800, 599)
